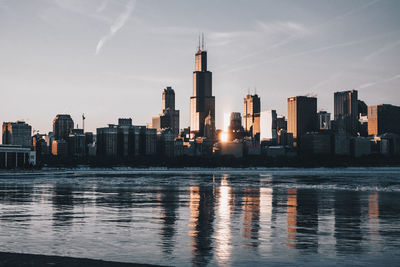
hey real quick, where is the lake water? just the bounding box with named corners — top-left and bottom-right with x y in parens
top-left (0, 167), bottom-right (400, 266)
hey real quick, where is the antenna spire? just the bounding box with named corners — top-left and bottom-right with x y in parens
top-left (198, 34), bottom-right (201, 51)
top-left (202, 33), bottom-right (204, 50)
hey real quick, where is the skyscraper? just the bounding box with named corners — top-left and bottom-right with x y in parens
top-left (190, 36), bottom-right (215, 140)
top-left (287, 96), bottom-right (317, 144)
top-left (2, 121), bottom-right (32, 147)
top-left (53, 114), bottom-right (74, 141)
top-left (260, 110), bottom-right (277, 141)
top-left (243, 94), bottom-right (261, 138)
top-left (152, 86), bottom-right (180, 136)
top-left (368, 104), bottom-right (400, 135)
top-left (334, 90), bottom-right (358, 135)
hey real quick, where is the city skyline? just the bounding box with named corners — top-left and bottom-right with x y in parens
top-left (1, 0), bottom-right (400, 135)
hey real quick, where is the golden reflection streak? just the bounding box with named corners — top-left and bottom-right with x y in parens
top-left (259, 187), bottom-right (273, 247)
top-left (286, 189), bottom-right (297, 248)
top-left (188, 186), bottom-right (200, 242)
top-left (368, 192), bottom-right (379, 240)
top-left (215, 175), bottom-right (232, 264)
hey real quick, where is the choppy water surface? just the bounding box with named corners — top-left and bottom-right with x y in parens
top-left (0, 167), bottom-right (400, 266)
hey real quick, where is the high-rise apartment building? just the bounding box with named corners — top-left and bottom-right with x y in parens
top-left (287, 96), bottom-right (317, 144)
top-left (334, 90), bottom-right (358, 135)
top-left (243, 94), bottom-right (261, 138)
top-left (190, 36), bottom-right (215, 140)
top-left (53, 114), bottom-right (74, 141)
top-left (2, 121), bottom-right (32, 147)
top-left (368, 104), bottom-right (400, 135)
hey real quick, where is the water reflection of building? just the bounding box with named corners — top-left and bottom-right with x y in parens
top-left (158, 185), bottom-right (179, 254)
top-left (215, 175), bottom-right (233, 264)
top-left (242, 187), bottom-right (260, 247)
top-left (259, 187), bottom-right (273, 253)
top-left (286, 189), bottom-right (297, 248)
top-left (52, 183), bottom-right (74, 227)
top-left (334, 191), bottom-right (362, 253)
top-left (189, 185), bottom-right (215, 266)
top-left (296, 189), bottom-right (319, 251)
top-left (285, 189), bottom-right (319, 251)
top-left (368, 192), bottom-right (379, 240)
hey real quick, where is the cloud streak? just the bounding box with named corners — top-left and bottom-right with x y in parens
top-left (95, 0), bottom-right (136, 55)
top-left (357, 73), bottom-right (400, 89)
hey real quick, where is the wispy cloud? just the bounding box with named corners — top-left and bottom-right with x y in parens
top-left (95, 0), bottom-right (136, 55)
top-left (364, 39), bottom-right (400, 61)
top-left (357, 73), bottom-right (400, 89)
top-left (223, 30), bottom-right (398, 74)
top-left (96, 0), bottom-right (109, 13)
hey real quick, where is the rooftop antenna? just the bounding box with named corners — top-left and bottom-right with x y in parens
top-left (198, 34), bottom-right (201, 51)
top-left (202, 32), bottom-right (204, 50)
top-left (255, 86), bottom-right (257, 95)
top-left (82, 113), bottom-right (86, 132)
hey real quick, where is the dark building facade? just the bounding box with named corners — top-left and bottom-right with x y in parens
top-left (152, 87), bottom-right (180, 136)
top-left (243, 94), bottom-right (261, 138)
top-left (2, 121), bottom-right (32, 148)
top-left (53, 114), bottom-right (74, 141)
top-left (190, 38), bottom-right (215, 140)
top-left (368, 104), bottom-right (400, 135)
top-left (287, 96), bottom-right (318, 144)
top-left (97, 119), bottom-right (157, 158)
top-left (334, 90), bottom-right (358, 135)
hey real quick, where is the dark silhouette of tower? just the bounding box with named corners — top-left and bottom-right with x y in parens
top-left (334, 90), bottom-right (358, 136)
top-left (190, 34), bottom-right (215, 140)
top-left (53, 114), bottom-right (74, 141)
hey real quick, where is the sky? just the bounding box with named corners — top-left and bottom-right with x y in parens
top-left (1, 0), bottom-right (400, 135)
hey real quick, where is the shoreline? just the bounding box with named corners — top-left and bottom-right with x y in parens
top-left (0, 252), bottom-right (164, 267)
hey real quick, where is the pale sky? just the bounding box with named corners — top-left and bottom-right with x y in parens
top-left (1, 0), bottom-right (399, 135)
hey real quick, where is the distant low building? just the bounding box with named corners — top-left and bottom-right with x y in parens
top-left (350, 137), bottom-right (371, 157)
top-left (0, 145), bottom-right (36, 168)
top-left (300, 132), bottom-right (332, 155)
top-left (215, 141), bottom-right (243, 158)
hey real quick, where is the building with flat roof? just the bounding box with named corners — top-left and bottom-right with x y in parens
top-left (368, 104), bottom-right (400, 136)
top-left (243, 94), bottom-right (261, 139)
top-left (2, 121), bottom-right (32, 148)
top-left (334, 90), bottom-right (358, 135)
top-left (0, 145), bottom-right (36, 168)
top-left (260, 110), bottom-right (277, 142)
top-left (287, 96), bottom-right (317, 145)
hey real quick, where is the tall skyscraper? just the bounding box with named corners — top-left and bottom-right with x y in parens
top-left (243, 94), bottom-right (261, 138)
top-left (152, 86), bottom-right (180, 136)
top-left (190, 36), bottom-right (215, 139)
top-left (53, 114), bottom-right (74, 141)
top-left (2, 121), bottom-right (32, 147)
top-left (287, 96), bottom-right (317, 144)
top-left (334, 90), bottom-right (358, 135)
top-left (368, 104), bottom-right (400, 135)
